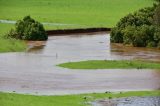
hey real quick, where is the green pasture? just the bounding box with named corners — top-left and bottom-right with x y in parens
top-left (0, 0), bottom-right (154, 52)
top-left (0, 0), bottom-right (154, 30)
top-left (0, 91), bottom-right (159, 106)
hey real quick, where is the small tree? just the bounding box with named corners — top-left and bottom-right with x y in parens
top-left (7, 16), bottom-right (48, 41)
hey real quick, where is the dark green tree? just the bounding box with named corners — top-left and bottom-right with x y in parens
top-left (7, 16), bottom-right (48, 41)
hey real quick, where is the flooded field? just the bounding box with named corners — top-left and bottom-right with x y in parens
top-left (0, 33), bottom-right (160, 95)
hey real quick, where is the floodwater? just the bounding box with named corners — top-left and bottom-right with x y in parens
top-left (92, 96), bottom-right (160, 106)
top-left (0, 33), bottom-right (160, 95)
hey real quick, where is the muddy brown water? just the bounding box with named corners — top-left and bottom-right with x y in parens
top-left (0, 33), bottom-right (160, 95)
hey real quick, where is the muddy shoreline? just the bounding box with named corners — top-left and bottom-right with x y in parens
top-left (46, 28), bottom-right (111, 35)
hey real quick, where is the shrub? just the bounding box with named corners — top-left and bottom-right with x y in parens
top-left (154, 27), bottom-right (160, 40)
top-left (157, 41), bottom-right (160, 48)
top-left (132, 27), bottom-right (147, 47)
top-left (110, 4), bottom-right (160, 48)
top-left (116, 6), bottom-right (155, 29)
top-left (6, 29), bottom-right (19, 39)
top-left (110, 27), bottom-right (123, 43)
top-left (153, 4), bottom-right (160, 25)
top-left (147, 41), bottom-right (156, 47)
top-left (6, 16), bottom-right (48, 41)
top-left (122, 26), bottom-right (136, 45)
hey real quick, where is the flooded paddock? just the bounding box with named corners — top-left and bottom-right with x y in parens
top-left (0, 33), bottom-right (160, 95)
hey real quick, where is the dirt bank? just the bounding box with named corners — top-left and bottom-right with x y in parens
top-left (46, 28), bottom-right (111, 35)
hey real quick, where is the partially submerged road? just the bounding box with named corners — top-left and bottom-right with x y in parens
top-left (0, 33), bottom-right (160, 95)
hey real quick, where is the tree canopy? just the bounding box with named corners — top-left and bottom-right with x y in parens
top-left (6, 16), bottom-right (48, 41)
top-left (110, 4), bottom-right (160, 48)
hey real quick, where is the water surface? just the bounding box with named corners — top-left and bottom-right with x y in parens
top-left (0, 33), bottom-right (160, 95)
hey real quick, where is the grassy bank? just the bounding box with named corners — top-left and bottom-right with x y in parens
top-left (0, 0), bottom-right (154, 53)
top-left (0, 23), bottom-right (14, 35)
top-left (58, 60), bottom-right (160, 69)
top-left (0, 0), bottom-right (153, 30)
top-left (0, 0), bottom-right (153, 52)
top-left (0, 23), bottom-right (26, 53)
top-left (0, 91), bottom-right (159, 106)
top-left (0, 38), bottom-right (26, 53)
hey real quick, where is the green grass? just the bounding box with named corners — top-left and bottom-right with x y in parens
top-left (0, 0), bottom-right (154, 30)
top-left (0, 23), bottom-right (14, 36)
top-left (58, 60), bottom-right (160, 69)
top-left (0, 38), bottom-right (27, 53)
top-left (0, 91), bottom-right (159, 106)
top-left (0, 0), bottom-right (155, 52)
top-left (0, 23), bottom-right (26, 53)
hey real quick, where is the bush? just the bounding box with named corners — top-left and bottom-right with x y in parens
top-left (110, 27), bottom-right (123, 43)
top-left (147, 41), bottom-right (156, 47)
top-left (6, 29), bottom-right (19, 39)
top-left (6, 16), bottom-right (48, 41)
top-left (132, 26), bottom-right (148, 47)
top-left (116, 6), bottom-right (155, 29)
top-left (153, 4), bottom-right (160, 25)
top-left (157, 41), bottom-right (160, 48)
top-left (122, 26), bottom-right (136, 45)
top-left (110, 4), bottom-right (160, 48)
top-left (154, 27), bottom-right (160, 41)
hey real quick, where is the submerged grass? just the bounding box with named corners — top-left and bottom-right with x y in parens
top-left (58, 60), bottom-right (160, 69)
top-left (0, 91), bottom-right (159, 106)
